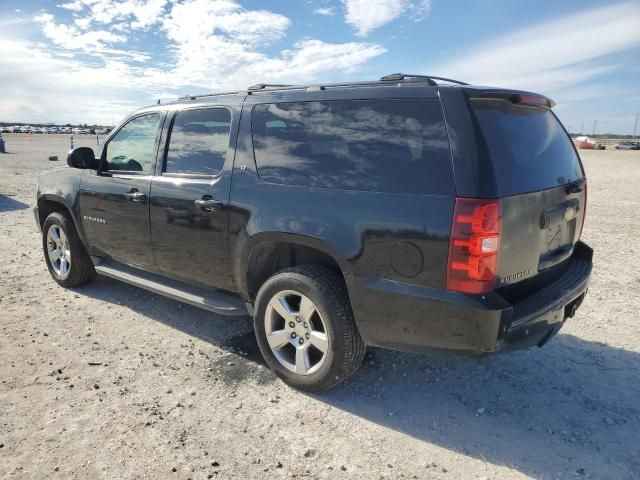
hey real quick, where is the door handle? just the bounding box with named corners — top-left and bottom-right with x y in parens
top-left (194, 197), bottom-right (223, 212)
top-left (124, 189), bottom-right (146, 203)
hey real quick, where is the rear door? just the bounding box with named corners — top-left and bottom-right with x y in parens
top-left (79, 112), bottom-right (164, 271)
top-left (149, 106), bottom-right (236, 292)
top-left (469, 96), bottom-right (586, 288)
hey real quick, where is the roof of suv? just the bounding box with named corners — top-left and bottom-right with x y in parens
top-left (152, 74), bottom-right (467, 107)
top-left (138, 73), bottom-right (555, 112)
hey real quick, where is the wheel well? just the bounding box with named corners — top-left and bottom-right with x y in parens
top-left (37, 198), bottom-right (69, 227)
top-left (246, 242), bottom-right (344, 301)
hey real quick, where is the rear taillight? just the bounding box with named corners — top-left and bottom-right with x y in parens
top-left (447, 198), bottom-right (501, 294)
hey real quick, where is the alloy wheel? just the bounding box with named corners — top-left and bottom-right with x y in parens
top-left (264, 290), bottom-right (329, 375)
top-left (46, 225), bottom-right (71, 279)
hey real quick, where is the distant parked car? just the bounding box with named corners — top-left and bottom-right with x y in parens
top-left (574, 136), bottom-right (605, 150)
top-left (1, 126), bottom-right (12, 133)
top-left (614, 141), bottom-right (640, 150)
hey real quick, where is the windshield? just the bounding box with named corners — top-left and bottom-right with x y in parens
top-left (472, 99), bottom-right (584, 195)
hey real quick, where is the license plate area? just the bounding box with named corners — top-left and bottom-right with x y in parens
top-left (538, 200), bottom-right (580, 271)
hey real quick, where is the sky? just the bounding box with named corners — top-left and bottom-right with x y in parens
top-left (0, 0), bottom-right (639, 134)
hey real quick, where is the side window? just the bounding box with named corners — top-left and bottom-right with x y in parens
top-left (251, 99), bottom-right (453, 194)
top-left (164, 108), bottom-right (231, 176)
top-left (104, 113), bottom-right (161, 172)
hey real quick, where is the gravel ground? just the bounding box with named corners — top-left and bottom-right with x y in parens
top-left (1, 134), bottom-right (639, 480)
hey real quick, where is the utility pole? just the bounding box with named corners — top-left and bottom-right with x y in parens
top-left (634, 113), bottom-right (639, 138)
top-left (592, 120), bottom-right (597, 136)
top-left (580, 122), bottom-right (584, 135)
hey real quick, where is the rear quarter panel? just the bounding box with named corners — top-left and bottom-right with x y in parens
top-left (229, 90), bottom-right (455, 300)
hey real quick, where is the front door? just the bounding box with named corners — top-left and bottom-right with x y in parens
top-left (149, 106), bottom-right (236, 292)
top-left (79, 112), bottom-right (164, 271)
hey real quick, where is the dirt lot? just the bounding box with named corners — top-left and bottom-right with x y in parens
top-left (1, 134), bottom-right (639, 479)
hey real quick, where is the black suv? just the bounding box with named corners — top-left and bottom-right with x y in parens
top-left (34, 74), bottom-right (593, 391)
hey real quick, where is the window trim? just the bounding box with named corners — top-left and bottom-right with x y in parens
top-left (160, 105), bottom-right (233, 179)
top-left (99, 111), bottom-right (164, 176)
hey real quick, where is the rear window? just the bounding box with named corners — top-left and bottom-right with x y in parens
top-left (251, 99), bottom-right (453, 194)
top-left (472, 99), bottom-right (583, 195)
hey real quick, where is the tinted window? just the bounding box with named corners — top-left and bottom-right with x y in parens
top-left (472, 99), bottom-right (584, 195)
top-left (251, 100), bottom-right (453, 194)
top-left (105, 113), bottom-right (161, 172)
top-left (165, 108), bottom-right (231, 175)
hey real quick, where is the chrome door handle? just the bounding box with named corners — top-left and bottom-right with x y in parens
top-left (194, 197), bottom-right (223, 212)
top-left (124, 190), bottom-right (146, 203)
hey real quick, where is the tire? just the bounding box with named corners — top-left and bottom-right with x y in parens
top-left (253, 265), bottom-right (366, 392)
top-left (42, 211), bottom-right (96, 288)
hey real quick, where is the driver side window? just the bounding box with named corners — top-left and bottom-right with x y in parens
top-left (104, 113), bottom-right (162, 173)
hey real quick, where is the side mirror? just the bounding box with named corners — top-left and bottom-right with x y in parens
top-left (67, 147), bottom-right (99, 169)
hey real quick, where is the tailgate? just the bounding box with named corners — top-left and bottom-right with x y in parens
top-left (498, 181), bottom-right (586, 288)
top-left (469, 94), bottom-right (587, 289)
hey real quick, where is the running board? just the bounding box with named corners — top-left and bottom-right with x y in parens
top-left (94, 260), bottom-right (247, 316)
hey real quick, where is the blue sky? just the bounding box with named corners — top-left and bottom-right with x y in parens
top-left (1, 0), bottom-right (639, 133)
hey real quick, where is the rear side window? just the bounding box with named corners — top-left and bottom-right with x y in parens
top-left (165, 108), bottom-right (231, 176)
top-left (471, 99), bottom-right (584, 195)
top-left (251, 99), bottom-right (453, 194)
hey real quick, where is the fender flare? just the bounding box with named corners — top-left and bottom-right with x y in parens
top-left (37, 194), bottom-right (88, 246)
top-left (235, 231), bottom-right (353, 300)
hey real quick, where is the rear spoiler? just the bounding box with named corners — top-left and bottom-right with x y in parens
top-left (469, 91), bottom-right (556, 108)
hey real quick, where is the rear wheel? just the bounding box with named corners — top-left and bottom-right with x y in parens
top-left (254, 265), bottom-right (366, 392)
top-left (42, 211), bottom-right (96, 288)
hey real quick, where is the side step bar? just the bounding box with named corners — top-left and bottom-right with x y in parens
top-left (94, 260), bottom-right (247, 316)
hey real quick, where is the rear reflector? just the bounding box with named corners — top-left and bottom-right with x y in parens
top-left (580, 179), bottom-right (587, 239)
top-left (447, 198), bottom-right (501, 294)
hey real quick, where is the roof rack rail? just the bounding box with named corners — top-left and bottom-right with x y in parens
top-left (178, 90), bottom-right (243, 101)
top-left (380, 73), bottom-right (468, 86)
top-left (176, 74), bottom-right (468, 102)
top-left (248, 83), bottom-right (294, 91)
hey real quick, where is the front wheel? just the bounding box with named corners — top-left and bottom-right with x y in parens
top-left (42, 211), bottom-right (96, 288)
top-left (254, 266), bottom-right (366, 392)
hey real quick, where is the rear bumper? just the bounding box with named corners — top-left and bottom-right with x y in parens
top-left (349, 241), bottom-right (593, 354)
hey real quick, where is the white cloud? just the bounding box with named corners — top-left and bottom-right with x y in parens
top-left (3, 0), bottom-right (386, 124)
top-left (162, 0), bottom-right (290, 46)
top-left (342, 0), bottom-right (431, 36)
top-left (36, 13), bottom-right (125, 50)
top-left (149, 0), bottom-right (385, 90)
top-left (314, 7), bottom-right (335, 16)
top-left (35, 12), bottom-right (149, 60)
top-left (429, 2), bottom-right (640, 94)
top-left (0, 39), bottom-right (141, 124)
top-left (59, 0), bottom-right (168, 30)
top-left (426, 2), bottom-right (640, 133)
